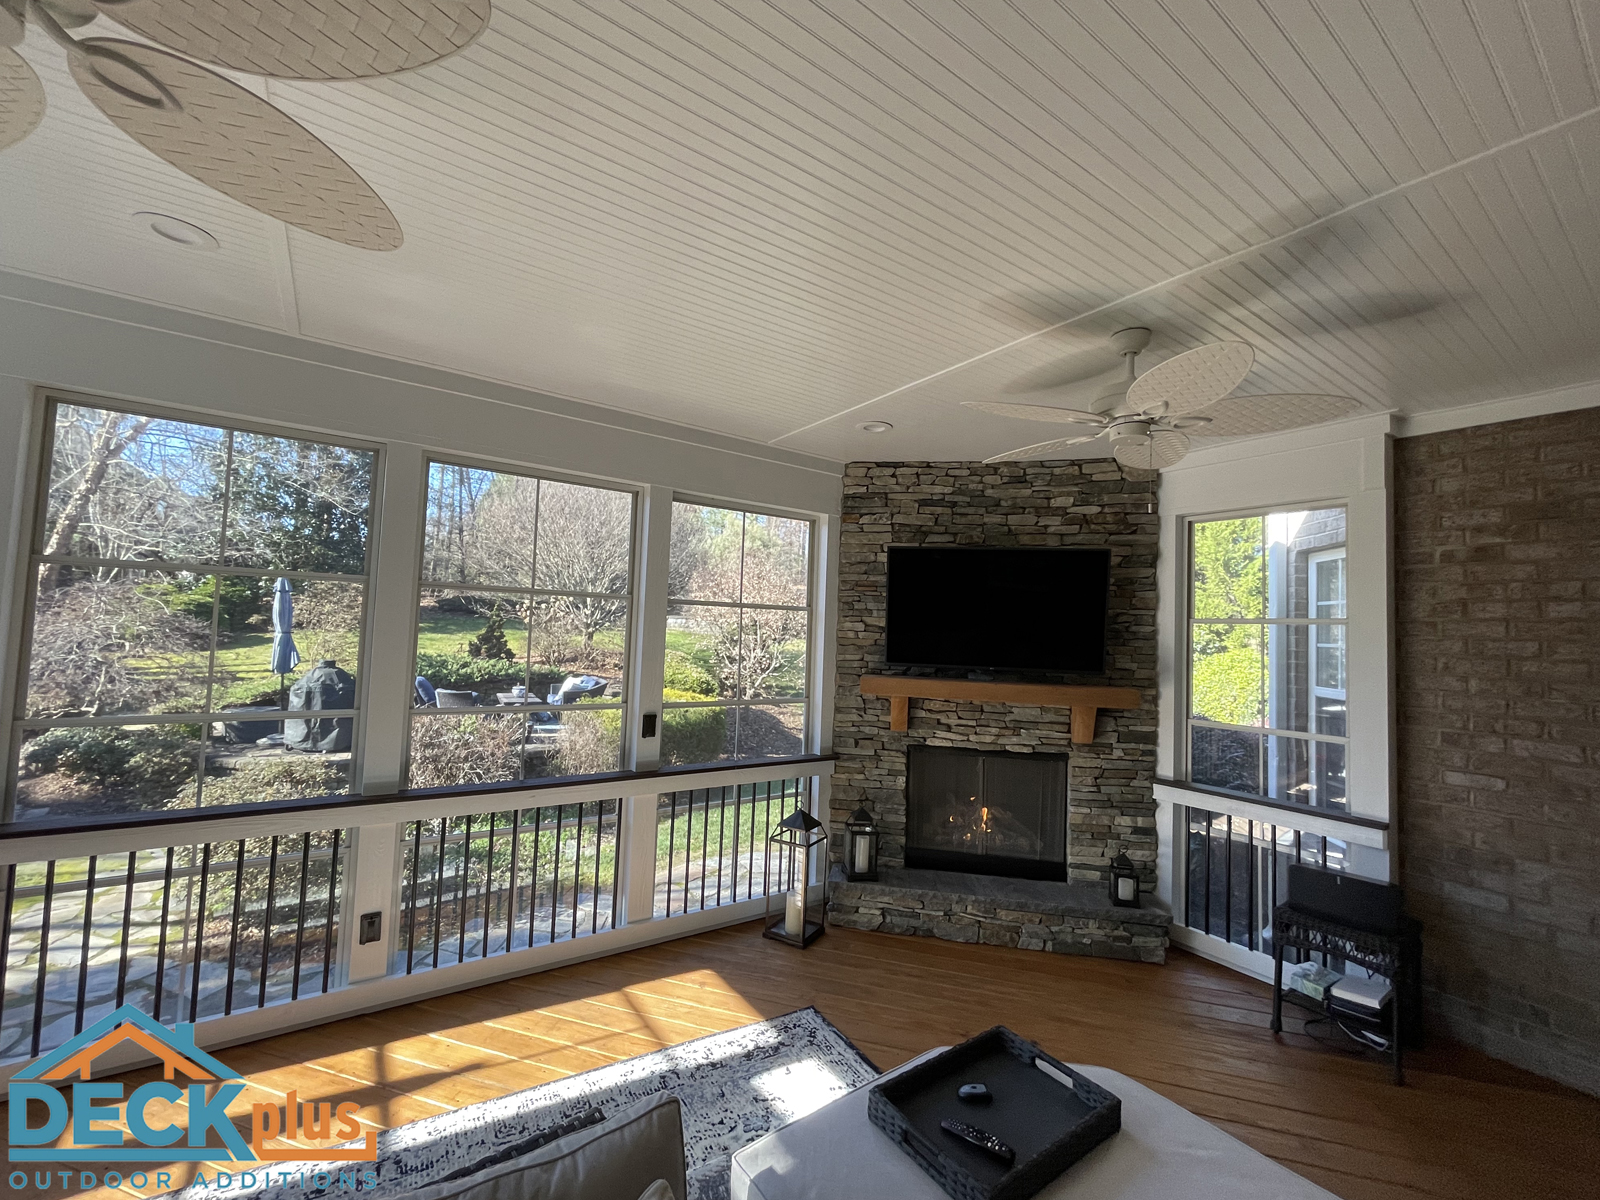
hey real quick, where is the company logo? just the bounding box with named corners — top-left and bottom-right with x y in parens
top-left (8, 1005), bottom-right (377, 1166)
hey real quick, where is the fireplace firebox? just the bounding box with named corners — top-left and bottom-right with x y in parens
top-left (905, 745), bottom-right (1068, 881)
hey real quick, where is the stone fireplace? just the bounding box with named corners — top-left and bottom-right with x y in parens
top-left (905, 746), bottom-right (1069, 881)
top-left (826, 459), bottom-right (1169, 963)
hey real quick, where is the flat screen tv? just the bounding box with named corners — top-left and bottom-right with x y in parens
top-left (885, 546), bottom-right (1111, 674)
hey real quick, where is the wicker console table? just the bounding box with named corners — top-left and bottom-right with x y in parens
top-left (1271, 904), bottom-right (1423, 1085)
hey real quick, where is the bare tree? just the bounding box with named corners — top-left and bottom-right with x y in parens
top-left (27, 578), bottom-right (211, 717)
top-left (40, 410), bottom-right (154, 588)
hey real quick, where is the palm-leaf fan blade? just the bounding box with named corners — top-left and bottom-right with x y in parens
top-left (1126, 341), bottom-right (1255, 418)
top-left (91, 0), bottom-right (491, 81)
top-left (982, 432), bottom-right (1102, 464)
top-left (963, 401), bottom-right (1107, 426)
top-left (1183, 394), bottom-right (1362, 437)
top-left (71, 39), bottom-right (402, 250)
top-left (0, 45), bottom-right (45, 150)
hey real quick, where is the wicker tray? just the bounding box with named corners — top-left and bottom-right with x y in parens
top-left (868, 1027), bottom-right (1120, 1200)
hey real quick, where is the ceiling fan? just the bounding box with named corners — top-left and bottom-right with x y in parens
top-left (965, 327), bottom-right (1363, 470)
top-left (0, 0), bottom-right (492, 250)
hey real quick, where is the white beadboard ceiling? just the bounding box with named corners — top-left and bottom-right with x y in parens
top-left (3, 0), bottom-right (1600, 463)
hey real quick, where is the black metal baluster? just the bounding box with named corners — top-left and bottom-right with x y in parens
top-left (0, 864), bottom-right (15, 1036)
top-left (1201, 811), bottom-right (1212, 937)
top-left (591, 802), bottom-right (604, 935)
top-left (1222, 815), bottom-right (1233, 945)
top-left (681, 792), bottom-right (694, 915)
top-left (549, 805), bottom-right (564, 946)
top-left (712, 787), bottom-right (726, 908)
top-left (189, 843), bottom-right (212, 1023)
top-left (530, 806), bottom-right (544, 944)
top-left (406, 820), bottom-right (422, 974)
top-left (74, 856), bottom-right (98, 1034)
top-left (223, 840), bottom-right (246, 1015)
top-left (1247, 822), bottom-right (1258, 951)
top-left (431, 818), bottom-right (447, 970)
top-left (115, 851), bottom-right (136, 1009)
top-left (153, 848), bottom-right (174, 1021)
top-left (483, 812), bottom-right (497, 959)
top-left (507, 810), bottom-right (522, 953)
top-left (321, 830), bottom-right (341, 994)
top-left (730, 782), bottom-right (744, 902)
top-left (666, 792), bottom-right (678, 918)
top-left (258, 836), bottom-right (280, 1009)
top-left (456, 815), bottom-right (472, 966)
top-left (292, 835), bottom-right (311, 999)
top-left (763, 782), bottom-right (774, 896)
top-left (609, 803), bottom-right (620, 930)
top-left (31, 861), bottom-right (56, 1057)
top-left (570, 804), bottom-right (583, 942)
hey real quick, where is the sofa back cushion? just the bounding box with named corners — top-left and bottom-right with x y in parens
top-left (404, 1093), bottom-right (686, 1200)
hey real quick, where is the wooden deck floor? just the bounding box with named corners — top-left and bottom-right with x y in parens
top-left (28, 920), bottom-right (1600, 1200)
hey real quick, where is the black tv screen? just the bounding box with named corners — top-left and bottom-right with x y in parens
top-left (885, 546), bottom-right (1111, 674)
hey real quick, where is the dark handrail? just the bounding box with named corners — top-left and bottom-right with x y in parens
top-left (1156, 777), bottom-right (1389, 831)
top-left (0, 754), bottom-right (838, 844)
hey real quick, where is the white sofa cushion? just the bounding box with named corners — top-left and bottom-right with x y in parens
top-left (405, 1093), bottom-right (686, 1200)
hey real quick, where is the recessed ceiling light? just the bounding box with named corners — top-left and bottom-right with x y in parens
top-left (135, 212), bottom-right (220, 251)
top-left (858, 421), bottom-right (893, 433)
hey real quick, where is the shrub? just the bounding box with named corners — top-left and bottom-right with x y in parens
top-left (188, 757), bottom-right (347, 807)
top-left (662, 652), bottom-right (717, 698)
top-left (22, 728), bottom-right (93, 775)
top-left (39, 728), bottom-right (197, 794)
top-left (415, 651), bottom-right (524, 692)
top-left (466, 606), bottom-right (514, 661)
top-left (660, 690), bottom-right (727, 766)
top-left (408, 713), bottom-right (524, 789)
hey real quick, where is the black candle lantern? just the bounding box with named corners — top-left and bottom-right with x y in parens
top-left (1109, 847), bottom-right (1140, 908)
top-left (844, 805), bottom-right (879, 882)
top-left (764, 806), bottom-right (827, 948)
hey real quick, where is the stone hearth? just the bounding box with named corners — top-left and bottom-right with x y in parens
top-left (828, 867), bottom-right (1169, 963)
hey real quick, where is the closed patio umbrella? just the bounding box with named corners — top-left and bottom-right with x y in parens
top-left (270, 577), bottom-right (300, 705)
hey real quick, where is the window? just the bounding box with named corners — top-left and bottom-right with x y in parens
top-left (664, 502), bottom-right (811, 764)
top-left (12, 400), bottom-right (374, 820)
top-left (1186, 507), bottom-right (1347, 810)
top-left (409, 462), bottom-right (635, 788)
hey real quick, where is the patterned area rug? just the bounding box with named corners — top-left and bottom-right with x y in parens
top-left (203, 1006), bottom-right (878, 1200)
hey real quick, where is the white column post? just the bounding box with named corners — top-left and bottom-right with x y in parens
top-left (623, 794), bottom-right (662, 926)
top-left (614, 486), bottom-right (674, 926)
top-left (339, 440), bottom-right (426, 980)
top-left (630, 484), bottom-right (673, 772)
top-left (344, 823), bottom-right (400, 983)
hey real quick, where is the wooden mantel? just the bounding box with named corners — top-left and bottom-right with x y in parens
top-left (858, 675), bottom-right (1142, 744)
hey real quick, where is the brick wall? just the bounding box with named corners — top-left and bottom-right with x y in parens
top-left (1395, 407), bottom-right (1600, 1094)
top-left (831, 460), bottom-right (1159, 890)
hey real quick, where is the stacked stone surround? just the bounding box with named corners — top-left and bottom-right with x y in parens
top-left (827, 459), bottom-right (1163, 959)
top-left (1394, 407), bottom-right (1600, 1095)
top-left (828, 868), bottom-right (1169, 963)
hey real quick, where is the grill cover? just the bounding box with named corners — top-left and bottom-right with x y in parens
top-left (286, 660), bottom-right (355, 752)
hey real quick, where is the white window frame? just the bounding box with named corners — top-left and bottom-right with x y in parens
top-left (4, 389), bottom-right (385, 819)
top-left (659, 495), bottom-right (818, 766)
top-left (403, 454), bottom-right (646, 789)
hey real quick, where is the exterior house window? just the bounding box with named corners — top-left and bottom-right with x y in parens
top-left (663, 502), bottom-right (811, 765)
top-left (408, 462), bottom-right (635, 788)
top-left (12, 400), bottom-right (375, 819)
top-left (1187, 507), bottom-right (1348, 811)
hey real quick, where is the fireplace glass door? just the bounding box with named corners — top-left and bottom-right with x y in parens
top-left (905, 745), bottom-right (1068, 880)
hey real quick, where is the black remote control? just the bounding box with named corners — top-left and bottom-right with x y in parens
top-left (939, 1119), bottom-right (1016, 1164)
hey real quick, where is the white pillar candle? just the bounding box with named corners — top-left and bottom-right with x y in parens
top-left (1117, 876), bottom-right (1137, 902)
top-left (852, 834), bottom-right (871, 874)
top-left (785, 887), bottom-right (805, 938)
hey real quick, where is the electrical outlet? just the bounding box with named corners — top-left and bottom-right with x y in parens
top-left (641, 712), bottom-right (658, 739)
top-left (359, 911), bottom-right (382, 945)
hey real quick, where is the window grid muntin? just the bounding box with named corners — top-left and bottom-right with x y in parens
top-left (1184, 507), bottom-right (1348, 810)
top-left (12, 397), bottom-right (377, 815)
